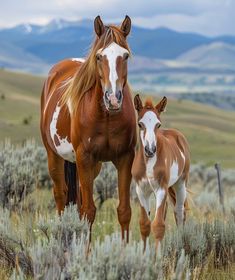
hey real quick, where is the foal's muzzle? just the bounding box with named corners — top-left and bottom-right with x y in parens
top-left (144, 145), bottom-right (156, 158)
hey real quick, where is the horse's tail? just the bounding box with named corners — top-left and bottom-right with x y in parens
top-left (64, 161), bottom-right (78, 205)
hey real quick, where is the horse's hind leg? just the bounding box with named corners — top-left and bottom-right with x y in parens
top-left (47, 148), bottom-right (67, 214)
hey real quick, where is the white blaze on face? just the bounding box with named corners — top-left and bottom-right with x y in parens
top-left (98, 42), bottom-right (129, 95)
top-left (50, 105), bottom-right (76, 162)
top-left (139, 111), bottom-right (160, 149)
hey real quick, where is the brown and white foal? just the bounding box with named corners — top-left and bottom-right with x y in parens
top-left (132, 95), bottom-right (190, 252)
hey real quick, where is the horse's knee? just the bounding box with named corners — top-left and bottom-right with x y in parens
top-left (117, 205), bottom-right (131, 226)
top-left (139, 218), bottom-right (151, 239)
top-left (151, 221), bottom-right (165, 240)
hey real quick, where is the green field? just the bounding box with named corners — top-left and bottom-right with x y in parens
top-left (0, 69), bottom-right (235, 168)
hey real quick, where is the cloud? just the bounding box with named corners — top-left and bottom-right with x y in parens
top-left (0, 0), bottom-right (234, 36)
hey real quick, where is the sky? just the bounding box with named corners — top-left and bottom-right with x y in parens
top-left (0, 0), bottom-right (234, 36)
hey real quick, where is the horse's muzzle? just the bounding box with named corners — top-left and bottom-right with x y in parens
top-left (104, 90), bottom-right (123, 112)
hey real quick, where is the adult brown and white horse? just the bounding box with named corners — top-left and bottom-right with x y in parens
top-left (132, 95), bottom-right (190, 252)
top-left (40, 16), bottom-right (136, 242)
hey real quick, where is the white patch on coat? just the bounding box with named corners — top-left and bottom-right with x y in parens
top-left (139, 111), bottom-right (160, 149)
top-left (67, 98), bottom-right (73, 114)
top-left (88, 137), bottom-right (91, 143)
top-left (146, 154), bottom-right (157, 178)
top-left (155, 188), bottom-right (166, 210)
top-left (168, 161), bottom-right (179, 186)
top-left (174, 181), bottom-right (186, 225)
top-left (50, 105), bottom-right (75, 162)
top-left (180, 150), bottom-right (185, 162)
top-left (98, 42), bottom-right (129, 94)
top-left (71, 58), bottom-right (85, 62)
top-left (136, 184), bottom-right (152, 216)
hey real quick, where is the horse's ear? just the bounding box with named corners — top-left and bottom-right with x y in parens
top-left (134, 94), bottom-right (143, 112)
top-left (94, 15), bottom-right (105, 38)
top-left (155, 96), bottom-right (167, 113)
top-left (120, 15), bottom-right (131, 37)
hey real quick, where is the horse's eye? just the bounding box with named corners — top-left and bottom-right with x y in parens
top-left (96, 54), bottom-right (102, 61)
top-left (123, 53), bottom-right (129, 60)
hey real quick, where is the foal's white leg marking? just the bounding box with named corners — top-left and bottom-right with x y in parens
top-left (136, 184), bottom-right (151, 217)
top-left (99, 42), bottom-right (129, 94)
top-left (168, 161), bottom-right (179, 187)
top-left (50, 105), bottom-right (76, 162)
top-left (174, 181), bottom-right (186, 225)
top-left (155, 188), bottom-right (166, 211)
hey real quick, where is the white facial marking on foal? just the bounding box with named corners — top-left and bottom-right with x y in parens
top-left (99, 42), bottom-right (128, 93)
top-left (168, 161), bottom-right (179, 186)
top-left (50, 105), bottom-right (75, 162)
top-left (139, 111), bottom-right (160, 149)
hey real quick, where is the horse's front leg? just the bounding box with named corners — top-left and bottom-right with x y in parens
top-left (76, 151), bottom-right (97, 241)
top-left (113, 151), bottom-right (134, 243)
top-left (151, 187), bottom-right (168, 256)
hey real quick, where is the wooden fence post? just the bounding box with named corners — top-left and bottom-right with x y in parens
top-left (214, 163), bottom-right (225, 215)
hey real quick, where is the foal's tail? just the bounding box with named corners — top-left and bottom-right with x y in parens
top-left (64, 161), bottom-right (78, 205)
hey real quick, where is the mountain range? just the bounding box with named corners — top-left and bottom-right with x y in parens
top-left (0, 18), bottom-right (235, 74)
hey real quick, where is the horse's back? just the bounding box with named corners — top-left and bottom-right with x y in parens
top-left (40, 59), bottom-right (83, 157)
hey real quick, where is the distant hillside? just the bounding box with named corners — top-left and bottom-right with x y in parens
top-left (1, 19), bottom-right (235, 74)
top-left (0, 69), bottom-right (235, 168)
top-left (177, 42), bottom-right (235, 69)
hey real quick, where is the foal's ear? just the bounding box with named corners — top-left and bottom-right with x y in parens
top-left (120, 15), bottom-right (131, 37)
top-left (94, 15), bottom-right (105, 38)
top-left (134, 94), bottom-right (143, 112)
top-left (155, 96), bottom-right (167, 113)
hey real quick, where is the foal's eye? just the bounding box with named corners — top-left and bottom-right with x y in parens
top-left (138, 122), bottom-right (144, 129)
top-left (123, 53), bottom-right (129, 60)
top-left (156, 123), bottom-right (161, 128)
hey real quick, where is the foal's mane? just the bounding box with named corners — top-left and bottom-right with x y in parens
top-left (61, 25), bottom-right (131, 112)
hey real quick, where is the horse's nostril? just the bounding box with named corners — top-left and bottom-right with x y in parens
top-left (152, 146), bottom-right (156, 153)
top-left (116, 90), bottom-right (122, 101)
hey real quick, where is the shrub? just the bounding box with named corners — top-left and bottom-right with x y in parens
top-left (0, 140), bottom-right (50, 208)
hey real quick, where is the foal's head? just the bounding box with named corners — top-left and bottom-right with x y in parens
top-left (134, 94), bottom-right (167, 158)
top-left (94, 16), bottom-right (131, 112)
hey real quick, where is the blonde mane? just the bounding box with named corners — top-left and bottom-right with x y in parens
top-left (61, 25), bottom-right (131, 113)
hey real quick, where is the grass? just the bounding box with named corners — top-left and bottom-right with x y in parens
top-left (1, 187), bottom-right (235, 279)
top-left (0, 68), bottom-right (235, 168)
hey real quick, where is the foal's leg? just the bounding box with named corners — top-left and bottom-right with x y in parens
top-left (151, 187), bottom-right (167, 255)
top-left (173, 180), bottom-right (187, 225)
top-left (136, 185), bottom-right (151, 250)
top-left (113, 151), bottom-right (134, 243)
top-left (47, 149), bottom-right (67, 214)
top-left (139, 206), bottom-right (151, 251)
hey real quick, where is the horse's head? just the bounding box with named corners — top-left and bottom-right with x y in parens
top-left (94, 16), bottom-right (131, 112)
top-left (134, 94), bottom-right (167, 158)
